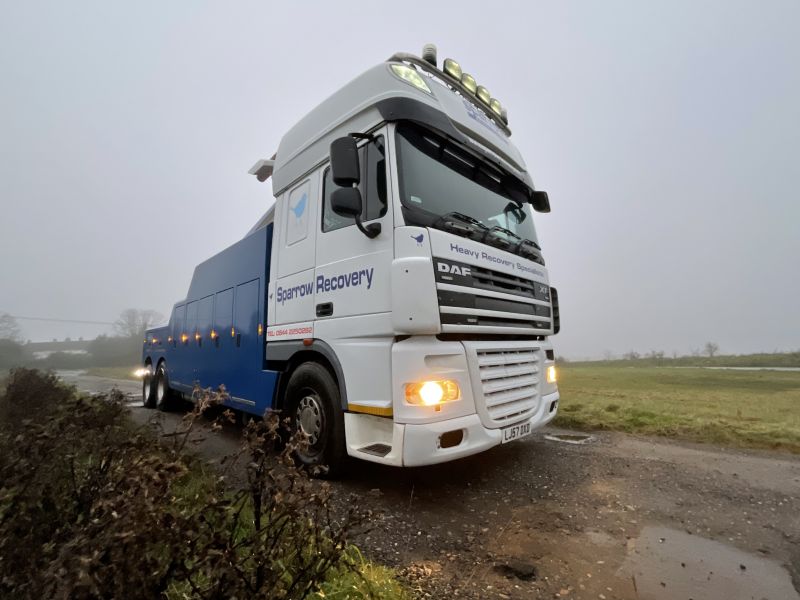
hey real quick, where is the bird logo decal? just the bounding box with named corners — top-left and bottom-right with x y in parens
top-left (411, 233), bottom-right (424, 246)
top-left (290, 193), bottom-right (307, 223)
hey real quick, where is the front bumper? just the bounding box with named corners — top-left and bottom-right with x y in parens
top-left (343, 336), bottom-right (560, 466)
top-left (344, 390), bottom-right (559, 467)
top-left (402, 390), bottom-right (559, 466)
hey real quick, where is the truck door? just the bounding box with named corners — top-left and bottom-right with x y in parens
top-left (314, 132), bottom-right (393, 321)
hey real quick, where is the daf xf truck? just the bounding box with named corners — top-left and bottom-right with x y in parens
top-left (141, 45), bottom-right (561, 473)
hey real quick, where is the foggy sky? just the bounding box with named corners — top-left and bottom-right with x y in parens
top-left (1, 1), bottom-right (798, 358)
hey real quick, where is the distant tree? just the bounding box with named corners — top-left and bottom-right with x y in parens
top-left (0, 338), bottom-right (25, 369)
top-left (623, 350), bottom-right (640, 360)
top-left (0, 313), bottom-right (22, 342)
top-left (648, 350), bottom-right (665, 360)
top-left (704, 342), bottom-right (720, 358)
top-left (602, 350), bottom-right (615, 361)
top-left (113, 309), bottom-right (165, 338)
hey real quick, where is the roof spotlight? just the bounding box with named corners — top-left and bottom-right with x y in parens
top-left (443, 58), bottom-right (462, 80)
top-left (461, 73), bottom-right (477, 94)
top-left (476, 85), bottom-right (491, 105)
top-left (500, 106), bottom-right (509, 124)
top-left (489, 98), bottom-right (502, 116)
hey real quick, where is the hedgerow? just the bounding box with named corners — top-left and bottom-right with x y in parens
top-left (0, 369), bottom-right (406, 599)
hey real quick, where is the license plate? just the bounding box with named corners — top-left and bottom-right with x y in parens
top-left (501, 421), bottom-right (532, 444)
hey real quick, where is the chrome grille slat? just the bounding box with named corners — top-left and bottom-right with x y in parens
top-left (476, 348), bottom-right (540, 424)
top-left (479, 363), bottom-right (539, 380)
top-left (483, 375), bottom-right (539, 395)
top-left (485, 385), bottom-right (538, 407)
top-left (478, 351), bottom-right (538, 367)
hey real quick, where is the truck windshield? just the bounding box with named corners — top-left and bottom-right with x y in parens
top-left (395, 122), bottom-right (538, 246)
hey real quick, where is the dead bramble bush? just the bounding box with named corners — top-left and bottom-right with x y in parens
top-left (0, 371), bottom-right (393, 599)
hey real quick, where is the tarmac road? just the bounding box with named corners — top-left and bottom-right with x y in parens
top-left (63, 372), bottom-right (800, 600)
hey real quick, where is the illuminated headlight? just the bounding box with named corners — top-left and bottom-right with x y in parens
top-left (461, 73), bottom-right (477, 94)
top-left (134, 367), bottom-right (150, 379)
top-left (476, 85), bottom-right (491, 105)
top-left (443, 58), bottom-right (462, 80)
top-left (390, 64), bottom-right (431, 94)
top-left (489, 98), bottom-right (502, 116)
top-left (405, 380), bottom-right (460, 406)
top-left (546, 365), bottom-right (558, 384)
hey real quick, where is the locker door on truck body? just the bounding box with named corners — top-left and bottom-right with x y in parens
top-left (228, 278), bottom-right (261, 402)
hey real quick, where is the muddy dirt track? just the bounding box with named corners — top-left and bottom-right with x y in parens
top-left (62, 373), bottom-right (800, 600)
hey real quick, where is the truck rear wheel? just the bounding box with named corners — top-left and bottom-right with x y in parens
top-left (155, 363), bottom-right (174, 412)
top-left (142, 364), bottom-right (156, 408)
top-left (285, 362), bottom-right (346, 477)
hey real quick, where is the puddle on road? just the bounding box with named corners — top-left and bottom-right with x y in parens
top-left (544, 433), bottom-right (594, 445)
top-left (620, 526), bottom-right (799, 600)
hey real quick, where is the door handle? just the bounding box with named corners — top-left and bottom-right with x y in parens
top-left (316, 302), bottom-right (333, 317)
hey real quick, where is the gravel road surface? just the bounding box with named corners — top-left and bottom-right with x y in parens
top-left (62, 372), bottom-right (800, 600)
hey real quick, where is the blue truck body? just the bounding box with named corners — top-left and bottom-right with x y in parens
top-left (143, 223), bottom-right (279, 416)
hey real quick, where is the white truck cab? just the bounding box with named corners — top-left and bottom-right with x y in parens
top-left (144, 44), bottom-right (559, 474)
top-left (255, 45), bottom-right (560, 469)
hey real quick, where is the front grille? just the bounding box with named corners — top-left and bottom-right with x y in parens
top-left (476, 348), bottom-right (540, 424)
top-left (434, 258), bottom-right (550, 302)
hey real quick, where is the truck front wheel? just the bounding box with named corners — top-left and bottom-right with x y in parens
top-left (285, 362), bottom-right (346, 477)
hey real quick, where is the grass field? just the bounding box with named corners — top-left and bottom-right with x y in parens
top-left (554, 366), bottom-right (800, 453)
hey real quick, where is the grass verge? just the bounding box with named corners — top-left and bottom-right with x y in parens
top-left (554, 366), bottom-right (800, 453)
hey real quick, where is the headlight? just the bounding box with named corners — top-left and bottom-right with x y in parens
top-left (546, 365), bottom-right (557, 384)
top-left (390, 64), bottom-right (431, 94)
top-left (405, 380), bottom-right (460, 406)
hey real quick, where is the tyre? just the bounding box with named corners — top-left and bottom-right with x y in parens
top-left (285, 362), bottom-right (347, 477)
top-left (142, 364), bottom-right (156, 408)
top-left (155, 362), bottom-right (174, 412)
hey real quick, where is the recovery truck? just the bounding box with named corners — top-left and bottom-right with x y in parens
top-left (141, 44), bottom-right (561, 473)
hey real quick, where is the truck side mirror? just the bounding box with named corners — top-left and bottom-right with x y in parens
top-left (330, 186), bottom-right (381, 239)
top-left (330, 137), bottom-right (360, 186)
top-left (330, 187), bottom-right (363, 217)
top-left (531, 190), bottom-right (551, 213)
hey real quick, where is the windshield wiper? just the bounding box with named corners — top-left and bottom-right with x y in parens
top-left (433, 212), bottom-right (488, 240)
top-left (486, 226), bottom-right (544, 264)
top-left (481, 225), bottom-right (518, 251)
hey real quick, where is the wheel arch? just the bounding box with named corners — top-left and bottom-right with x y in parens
top-left (267, 340), bottom-right (348, 411)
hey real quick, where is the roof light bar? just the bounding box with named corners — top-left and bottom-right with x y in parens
top-left (443, 58), bottom-right (462, 81)
top-left (476, 85), bottom-right (491, 105)
top-left (461, 73), bottom-right (477, 94)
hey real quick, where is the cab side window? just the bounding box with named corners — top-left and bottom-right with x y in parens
top-left (322, 136), bottom-right (387, 232)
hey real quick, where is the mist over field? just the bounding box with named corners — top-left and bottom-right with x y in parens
top-left (1, 1), bottom-right (798, 358)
